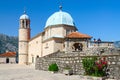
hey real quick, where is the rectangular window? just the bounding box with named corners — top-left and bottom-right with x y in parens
top-left (45, 43), bottom-right (48, 49)
top-left (66, 30), bottom-right (70, 35)
top-left (67, 41), bottom-right (69, 47)
top-left (32, 57), bottom-right (34, 63)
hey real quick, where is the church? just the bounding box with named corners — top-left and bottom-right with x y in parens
top-left (18, 6), bottom-right (113, 65)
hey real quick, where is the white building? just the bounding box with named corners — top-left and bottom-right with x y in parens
top-left (18, 6), bottom-right (113, 65)
top-left (0, 52), bottom-right (16, 64)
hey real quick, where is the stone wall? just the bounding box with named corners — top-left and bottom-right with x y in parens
top-left (35, 50), bottom-right (120, 79)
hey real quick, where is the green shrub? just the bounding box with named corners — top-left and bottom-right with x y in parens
top-left (82, 57), bottom-right (97, 76)
top-left (48, 63), bottom-right (59, 72)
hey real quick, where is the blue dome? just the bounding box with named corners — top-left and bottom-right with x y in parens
top-left (45, 10), bottom-right (75, 28)
top-left (20, 14), bottom-right (29, 20)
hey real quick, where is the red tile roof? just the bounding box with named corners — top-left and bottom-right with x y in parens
top-left (0, 52), bottom-right (16, 57)
top-left (66, 32), bottom-right (92, 39)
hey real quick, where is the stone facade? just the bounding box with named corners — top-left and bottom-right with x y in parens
top-left (27, 24), bottom-right (77, 65)
top-left (35, 49), bottom-right (120, 79)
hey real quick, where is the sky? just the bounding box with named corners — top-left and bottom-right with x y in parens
top-left (0, 0), bottom-right (120, 41)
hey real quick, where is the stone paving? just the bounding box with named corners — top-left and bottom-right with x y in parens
top-left (0, 64), bottom-right (116, 80)
top-left (0, 64), bottom-right (82, 80)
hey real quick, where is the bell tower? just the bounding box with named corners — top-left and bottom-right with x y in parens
top-left (18, 11), bottom-right (30, 64)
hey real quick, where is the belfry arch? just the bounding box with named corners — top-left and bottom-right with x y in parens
top-left (72, 43), bottom-right (83, 51)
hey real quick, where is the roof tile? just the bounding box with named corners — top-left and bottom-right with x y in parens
top-left (0, 52), bottom-right (16, 57)
top-left (66, 32), bottom-right (91, 39)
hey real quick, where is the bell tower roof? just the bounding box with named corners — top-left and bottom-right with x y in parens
top-left (20, 11), bottom-right (29, 20)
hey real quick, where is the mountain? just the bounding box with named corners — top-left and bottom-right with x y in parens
top-left (114, 41), bottom-right (120, 48)
top-left (0, 34), bottom-right (18, 54)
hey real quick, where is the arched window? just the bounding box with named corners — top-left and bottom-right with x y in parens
top-left (72, 43), bottom-right (83, 51)
top-left (22, 20), bottom-right (24, 28)
top-left (26, 20), bottom-right (29, 28)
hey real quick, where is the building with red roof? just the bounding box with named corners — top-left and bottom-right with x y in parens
top-left (0, 52), bottom-right (16, 64)
top-left (66, 32), bottom-right (92, 39)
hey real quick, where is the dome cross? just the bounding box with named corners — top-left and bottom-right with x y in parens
top-left (59, 5), bottom-right (62, 11)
